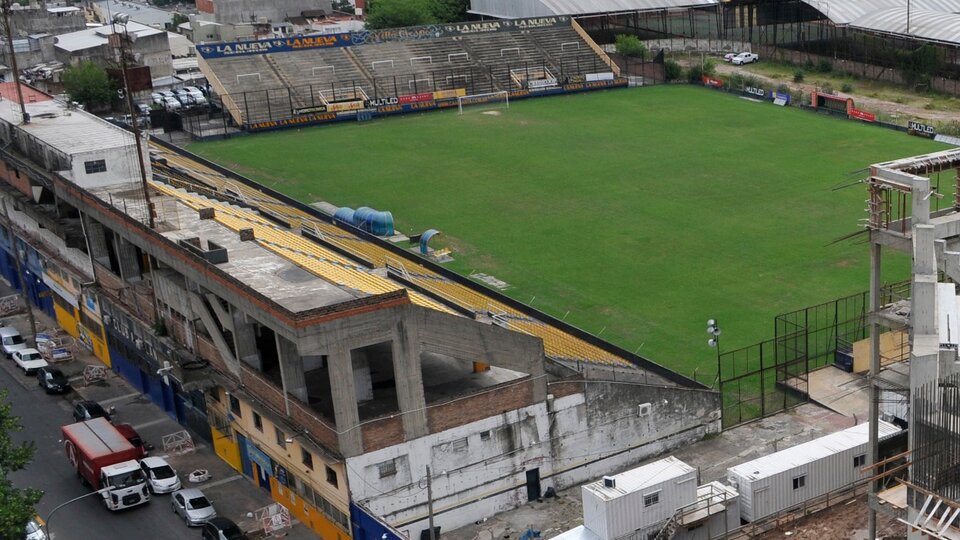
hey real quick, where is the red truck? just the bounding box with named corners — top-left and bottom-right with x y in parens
top-left (62, 417), bottom-right (151, 511)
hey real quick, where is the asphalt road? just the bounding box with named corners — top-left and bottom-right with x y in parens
top-left (3, 338), bottom-right (199, 539)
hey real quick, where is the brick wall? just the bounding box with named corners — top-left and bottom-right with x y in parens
top-left (361, 416), bottom-right (404, 452)
top-left (427, 378), bottom-right (535, 433)
top-left (548, 379), bottom-right (584, 399)
top-left (196, 0), bottom-right (214, 14)
top-left (0, 159), bottom-right (32, 197)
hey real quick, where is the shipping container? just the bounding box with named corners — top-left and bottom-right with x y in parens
top-left (582, 456), bottom-right (698, 540)
top-left (726, 421), bottom-right (901, 522)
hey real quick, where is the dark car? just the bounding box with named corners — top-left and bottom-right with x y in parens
top-left (72, 400), bottom-right (111, 423)
top-left (36, 366), bottom-right (70, 394)
top-left (201, 517), bottom-right (248, 540)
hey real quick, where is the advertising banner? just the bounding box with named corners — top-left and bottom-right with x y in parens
top-left (702, 76), bottom-right (723, 88)
top-left (327, 101), bottom-right (365, 113)
top-left (399, 92), bottom-right (434, 104)
top-left (198, 34), bottom-right (351, 59)
top-left (293, 105), bottom-right (327, 115)
top-left (432, 88), bottom-right (466, 100)
top-left (528, 78), bottom-right (559, 90)
top-left (849, 108), bottom-right (876, 122)
top-left (743, 86), bottom-right (766, 99)
top-left (909, 120), bottom-right (937, 137)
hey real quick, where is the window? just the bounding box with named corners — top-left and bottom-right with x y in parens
top-left (377, 459), bottom-right (397, 478)
top-left (451, 437), bottom-right (468, 452)
top-left (209, 387), bottom-right (221, 403)
top-left (275, 427), bottom-right (286, 449)
top-left (228, 394), bottom-right (241, 417)
top-left (643, 491), bottom-right (660, 507)
top-left (83, 159), bottom-right (107, 174)
top-left (480, 430), bottom-right (491, 441)
top-left (325, 465), bottom-right (338, 488)
top-left (793, 475), bottom-right (806, 490)
top-left (854, 454), bottom-right (866, 468)
top-left (301, 448), bottom-right (313, 469)
top-left (253, 412), bottom-right (263, 432)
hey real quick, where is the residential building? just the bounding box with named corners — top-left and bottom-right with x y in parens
top-left (54, 20), bottom-right (173, 78)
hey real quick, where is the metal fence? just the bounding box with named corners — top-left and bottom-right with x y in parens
top-left (912, 371), bottom-right (960, 502)
top-left (719, 279), bottom-right (911, 429)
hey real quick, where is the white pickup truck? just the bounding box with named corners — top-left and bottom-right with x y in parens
top-left (731, 52), bottom-right (759, 65)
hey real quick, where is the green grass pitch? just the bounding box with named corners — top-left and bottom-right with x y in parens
top-left (188, 85), bottom-right (948, 378)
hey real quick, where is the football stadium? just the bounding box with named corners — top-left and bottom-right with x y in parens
top-left (186, 16), bottom-right (946, 379)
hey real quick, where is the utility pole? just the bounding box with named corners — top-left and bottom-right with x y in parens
top-left (426, 465), bottom-right (436, 540)
top-left (1, 0), bottom-right (29, 124)
top-left (1, 197), bottom-right (37, 344)
top-left (111, 13), bottom-right (154, 229)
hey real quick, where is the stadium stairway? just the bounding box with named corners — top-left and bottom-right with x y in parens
top-left (263, 54), bottom-right (307, 108)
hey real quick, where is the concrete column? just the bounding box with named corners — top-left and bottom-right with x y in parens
top-left (231, 307), bottom-right (261, 371)
top-left (329, 347), bottom-right (363, 456)
top-left (351, 349), bottom-right (373, 402)
top-left (276, 334), bottom-right (307, 403)
top-left (115, 237), bottom-right (142, 283)
top-left (84, 217), bottom-right (110, 266)
top-left (392, 319), bottom-right (429, 440)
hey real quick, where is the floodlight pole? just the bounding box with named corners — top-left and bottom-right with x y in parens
top-left (1, 0), bottom-right (28, 124)
top-left (112, 14), bottom-right (154, 230)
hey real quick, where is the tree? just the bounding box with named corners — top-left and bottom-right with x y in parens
top-left (171, 13), bottom-right (189, 30)
top-left (614, 34), bottom-right (646, 58)
top-left (431, 0), bottom-right (469, 22)
top-left (0, 389), bottom-right (41, 540)
top-left (62, 61), bottom-right (115, 109)
top-left (365, 0), bottom-right (438, 29)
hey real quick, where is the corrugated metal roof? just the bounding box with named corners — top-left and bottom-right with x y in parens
top-left (728, 421), bottom-right (901, 481)
top-left (583, 456), bottom-right (695, 501)
top-left (469, 0), bottom-right (717, 18)
top-left (849, 8), bottom-right (960, 45)
top-left (803, 0), bottom-right (960, 25)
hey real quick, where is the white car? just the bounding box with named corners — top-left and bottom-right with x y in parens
top-left (0, 326), bottom-right (26, 357)
top-left (731, 52), bottom-right (759, 65)
top-left (163, 97), bottom-right (182, 112)
top-left (723, 52), bottom-right (738, 62)
top-left (140, 456), bottom-right (181, 494)
top-left (12, 348), bottom-right (47, 375)
top-left (171, 488), bottom-right (216, 526)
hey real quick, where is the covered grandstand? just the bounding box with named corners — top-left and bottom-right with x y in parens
top-left (197, 16), bottom-right (636, 131)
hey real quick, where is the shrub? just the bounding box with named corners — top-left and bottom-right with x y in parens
top-left (804, 60), bottom-right (815, 71)
top-left (939, 120), bottom-right (960, 137)
top-left (793, 70), bottom-right (805, 83)
top-left (776, 84), bottom-right (790, 94)
top-left (841, 83), bottom-right (853, 93)
top-left (817, 60), bottom-right (833, 73)
top-left (614, 34), bottom-right (646, 58)
top-left (664, 59), bottom-right (683, 81)
top-left (821, 83), bottom-right (834, 95)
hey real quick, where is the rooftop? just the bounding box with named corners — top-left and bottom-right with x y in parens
top-left (583, 456), bottom-right (695, 501)
top-left (94, 0), bottom-right (182, 29)
top-left (54, 20), bottom-right (164, 53)
top-left (727, 421), bottom-right (901, 481)
top-left (0, 93), bottom-right (135, 156)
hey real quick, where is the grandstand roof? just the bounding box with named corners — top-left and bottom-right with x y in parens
top-left (468, 0), bottom-right (718, 18)
top-left (798, 0), bottom-right (960, 45)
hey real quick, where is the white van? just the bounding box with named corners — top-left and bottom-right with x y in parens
top-left (1, 326), bottom-right (26, 357)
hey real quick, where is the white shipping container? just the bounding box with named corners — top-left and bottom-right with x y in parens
top-left (726, 421), bottom-right (901, 522)
top-left (582, 456), bottom-right (698, 540)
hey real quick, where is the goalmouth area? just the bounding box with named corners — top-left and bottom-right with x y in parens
top-left (187, 85), bottom-right (948, 378)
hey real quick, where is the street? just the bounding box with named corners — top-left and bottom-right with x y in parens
top-left (4, 344), bottom-right (200, 540)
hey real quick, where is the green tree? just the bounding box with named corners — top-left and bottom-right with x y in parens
top-left (62, 61), bottom-right (114, 109)
top-left (365, 0), bottom-right (438, 29)
top-left (431, 0), bottom-right (469, 22)
top-left (614, 34), bottom-right (646, 58)
top-left (0, 389), bottom-right (41, 540)
top-left (171, 13), bottom-right (189, 30)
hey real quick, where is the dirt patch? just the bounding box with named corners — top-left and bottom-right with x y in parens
top-left (756, 495), bottom-right (905, 540)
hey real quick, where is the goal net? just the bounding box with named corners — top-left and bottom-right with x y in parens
top-left (457, 91), bottom-right (509, 115)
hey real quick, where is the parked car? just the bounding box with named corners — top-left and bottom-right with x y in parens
top-left (731, 52), bottom-right (759, 65)
top-left (183, 86), bottom-right (208, 106)
top-left (115, 423), bottom-right (148, 458)
top-left (151, 92), bottom-right (164, 105)
top-left (25, 515), bottom-right (46, 540)
top-left (0, 326), bottom-right (26, 357)
top-left (140, 456), bottom-right (181, 494)
top-left (137, 103), bottom-right (151, 116)
top-left (72, 400), bottom-right (111, 423)
top-left (723, 52), bottom-right (739, 62)
top-left (36, 366), bottom-right (70, 394)
top-left (201, 517), bottom-right (248, 540)
top-left (163, 97), bottom-right (182, 112)
top-left (174, 89), bottom-right (195, 106)
top-left (171, 488), bottom-right (216, 526)
top-left (12, 348), bottom-right (46, 375)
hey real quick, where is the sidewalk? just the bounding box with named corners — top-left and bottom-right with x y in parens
top-left (1, 302), bottom-right (318, 540)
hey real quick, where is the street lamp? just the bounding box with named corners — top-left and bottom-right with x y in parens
top-left (707, 319), bottom-right (722, 387)
top-left (43, 488), bottom-right (110, 538)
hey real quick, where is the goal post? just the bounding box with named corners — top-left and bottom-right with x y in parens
top-left (457, 91), bottom-right (509, 115)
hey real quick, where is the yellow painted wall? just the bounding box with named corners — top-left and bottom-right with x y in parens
top-left (271, 477), bottom-right (349, 540)
top-left (53, 304), bottom-right (79, 338)
top-left (212, 426), bottom-right (242, 472)
top-left (852, 330), bottom-right (909, 373)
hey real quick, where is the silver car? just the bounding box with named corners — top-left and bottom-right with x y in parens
top-left (171, 488), bottom-right (216, 526)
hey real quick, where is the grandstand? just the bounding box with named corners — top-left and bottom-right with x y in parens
top-left (198, 16), bottom-right (626, 130)
top-left (149, 140), bottom-right (663, 371)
